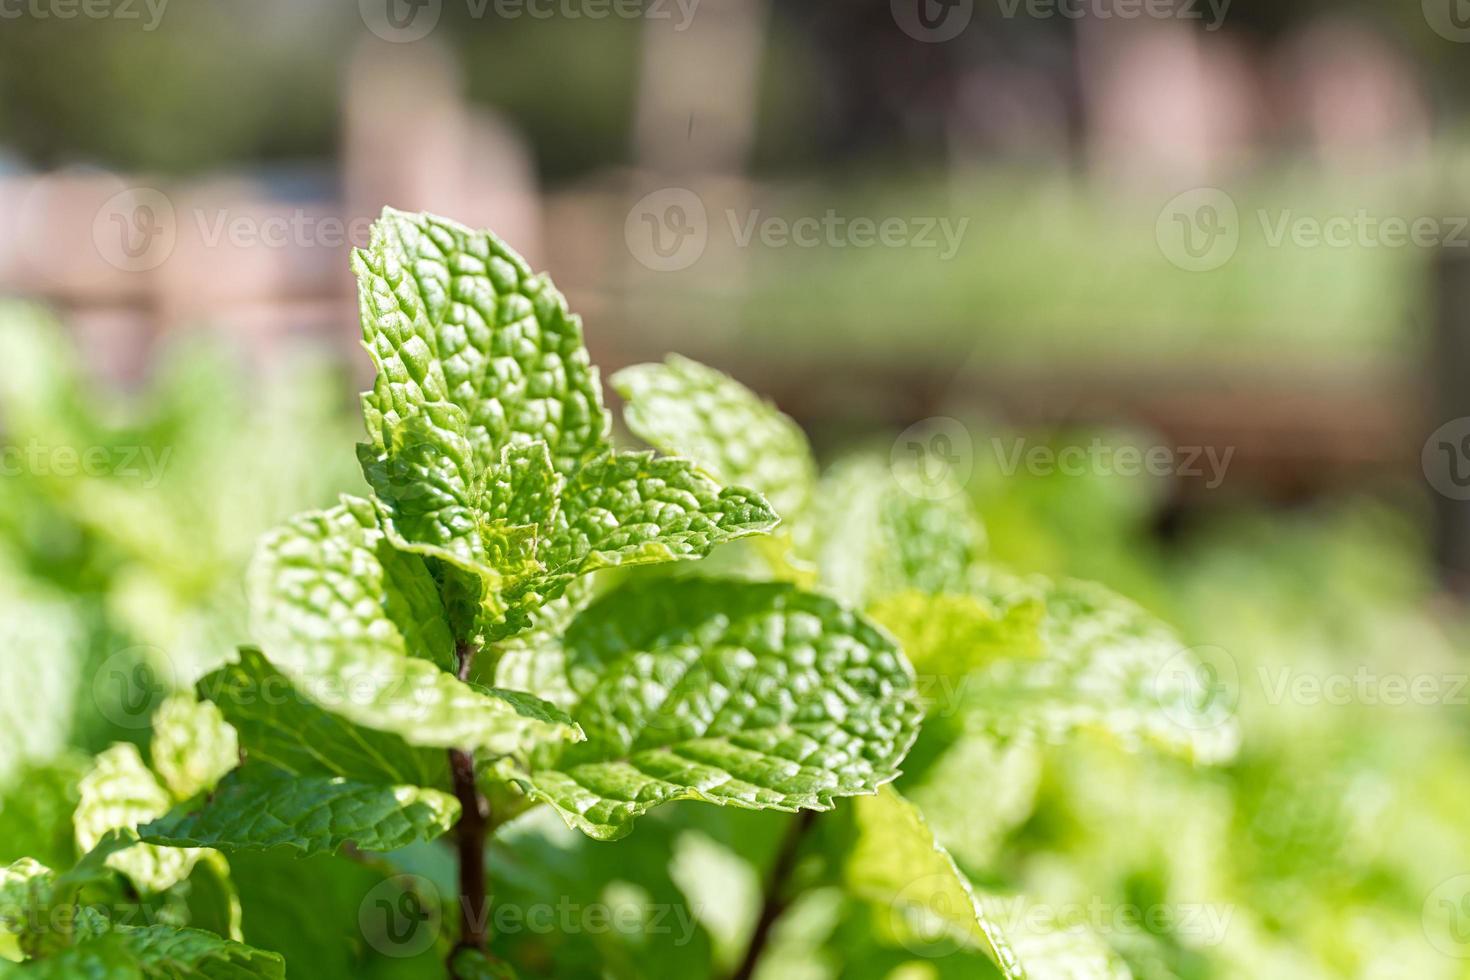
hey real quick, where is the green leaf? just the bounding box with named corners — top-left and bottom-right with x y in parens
top-left (0, 925), bottom-right (285, 979)
top-left (1, 858), bottom-right (56, 959)
top-left (848, 787), bottom-right (1022, 977)
top-left (0, 756), bottom-right (87, 869)
top-left (109, 924), bottom-right (285, 979)
top-left (140, 766), bottom-right (458, 857)
top-left (353, 207), bottom-right (610, 476)
top-left (848, 787), bottom-right (1131, 980)
top-left (73, 746), bottom-right (199, 895)
top-left (867, 591), bottom-right (1044, 685)
top-left (809, 454), bottom-right (981, 607)
top-left (197, 649), bottom-right (449, 790)
top-left (898, 734), bottom-right (1042, 872)
top-left (961, 573), bottom-right (1239, 764)
top-left (247, 498), bottom-right (582, 754)
top-left (541, 451), bottom-right (778, 576)
top-left (359, 410), bottom-right (541, 590)
top-left (150, 696), bottom-right (238, 803)
top-left (493, 579), bottom-right (922, 840)
top-left (351, 212), bottom-right (778, 636)
top-left (612, 355), bottom-right (817, 519)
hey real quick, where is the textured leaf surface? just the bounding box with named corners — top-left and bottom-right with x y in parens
top-left (197, 649), bottom-right (448, 790)
top-left (247, 499), bottom-right (581, 754)
top-left (353, 207), bottom-right (610, 476)
top-left (0, 924), bottom-right (285, 979)
top-left (541, 451), bottom-right (777, 575)
top-left (150, 695), bottom-right (238, 803)
top-left (73, 746), bottom-right (198, 894)
top-left (612, 355), bottom-right (816, 518)
top-left (141, 766), bottom-right (458, 857)
top-left (114, 924), bottom-right (285, 979)
top-left (478, 452), bottom-right (778, 640)
top-left (495, 579), bottom-right (921, 840)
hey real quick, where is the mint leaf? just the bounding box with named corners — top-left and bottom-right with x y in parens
top-left (141, 766), bottom-right (459, 856)
top-left (848, 786), bottom-right (1130, 980)
top-left (149, 695), bottom-right (238, 803)
top-left (198, 649), bottom-right (449, 790)
top-left (353, 207), bottom-right (610, 477)
top-left (108, 924), bottom-right (285, 979)
top-left (73, 746), bottom-right (199, 895)
top-left (494, 579), bottom-right (922, 840)
top-left (612, 356), bottom-right (817, 519)
top-left (867, 590), bottom-right (1044, 683)
top-left (963, 573), bottom-right (1239, 763)
top-left (541, 451), bottom-right (777, 575)
top-left (848, 786), bottom-right (1022, 977)
top-left (0, 924), bottom-right (285, 979)
top-left (247, 498), bottom-right (582, 754)
top-left (351, 212), bottom-right (778, 636)
top-left (809, 454), bottom-right (981, 606)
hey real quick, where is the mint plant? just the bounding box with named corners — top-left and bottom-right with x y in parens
top-left (0, 210), bottom-right (924, 978)
top-left (0, 210), bottom-right (1233, 980)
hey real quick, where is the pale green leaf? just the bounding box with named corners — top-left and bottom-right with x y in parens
top-left (73, 746), bottom-right (199, 895)
top-left (849, 787), bottom-right (1132, 980)
top-left (494, 579), bottom-right (922, 840)
top-left (197, 648), bottom-right (449, 790)
top-left (961, 573), bottom-right (1239, 764)
top-left (541, 451), bottom-right (778, 575)
top-left (150, 696), bottom-right (238, 803)
top-left (246, 498), bottom-right (582, 754)
top-left (809, 455), bottom-right (981, 607)
top-left (353, 207), bottom-right (610, 476)
top-left (612, 355), bottom-right (817, 518)
top-left (141, 766), bottom-right (458, 857)
top-left (867, 591), bottom-right (1043, 686)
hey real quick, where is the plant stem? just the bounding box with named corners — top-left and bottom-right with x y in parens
top-left (449, 640), bottom-right (491, 971)
top-left (729, 809), bottom-right (818, 980)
